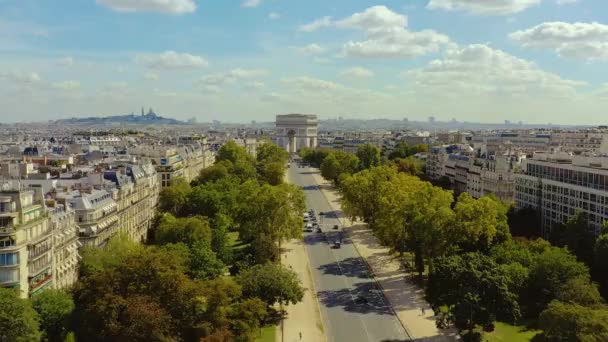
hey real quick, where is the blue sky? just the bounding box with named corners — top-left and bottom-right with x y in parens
top-left (0, 0), bottom-right (607, 124)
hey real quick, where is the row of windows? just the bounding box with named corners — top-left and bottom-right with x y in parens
top-left (526, 164), bottom-right (608, 191)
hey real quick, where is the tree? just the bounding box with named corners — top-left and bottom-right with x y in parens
top-left (73, 244), bottom-right (212, 341)
top-left (356, 143), bottom-right (381, 170)
top-left (320, 151), bottom-right (360, 184)
top-left (32, 289), bottom-right (74, 342)
top-left (0, 288), bottom-right (41, 342)
top-left (217, 140), bottom-right (255, 166)
top-left (210, 213), bottom-right (233, 264)
top-left (453, 193), bottom-right (510, 251)
top-left (186, 176), bottom-right (240, 219)
top-left (388, 142), bottom-right (410, 160)
top-left (236, 263), bottom-right (305, 307)
top-left (229, 298), bottom-right (268, 341)
top-left (194, 161), bottom-right (231, 185)
top-left (426, 253), bottom-right (521, 330)
top-left (158, 177), bottom-right (191, 215)
top-left (80, 232), bottom-right (144, 277)
top-left (526, 246), bottom-right (590, 316)
top-left (299, 148), bottom-right (331, 166)
top-left (594, 233), bottom-right (608, 296)
top-left (188, 241), bottom-right (226, 280)
top-left (155, 214), bottom-right (212, 248)
top-left (256, 141), bottom-right (289, 165)
top-left (539, 301), bottom-right (608, 341)
top-left (259, 161), bottom-right (286, 185)
top-left (550, 210), bottom-right (596, 267)
top-left (236, 182), bottom-right (305, 250)
top-left (394, 157), bottom-right (424, 177)
top-left (340, 165), bottom-right (398, 226)
top-left (556, 276), bottom-right (602, 307)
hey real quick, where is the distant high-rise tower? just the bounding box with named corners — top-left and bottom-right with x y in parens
top-left (141, 107), bottom-right (144, 116)
top-left (428, 116), bottom-right (436, 123)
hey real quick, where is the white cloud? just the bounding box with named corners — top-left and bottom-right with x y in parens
top-left (96, 0), bottom-right (196, 14)
top-left (57, 57), bottom-right (74, 67)
top-left (51, 81), bottom-right (80, 90)
top-left (298, 16), bottom-right (332, 32)
top-left (426, 0), bottom-right (541, 15)
top-left (403, 44), bottom-right (585, 98)
top-left (135, 51), bottom-right (209, 69)
top-left (510, 22), bottom-right (608, 61)
top-left (341, 67), bottom-right (375, 78)
top-left (144, 72), bottom-right (159, 80)
top-left (556, 0), bottom-right (578, 4)
top-left (296, 43), bottom-right (326, 55)
top-left (301, 6), bottom-right (450, 59)
top-left (268, 12), bottom-right (280, 20)
top-left (0, 71), bottom-right (42, 84)
top-left (241, 0), bottom-right (261, 8)
top-left (199, 68), bottom-right (268, 87)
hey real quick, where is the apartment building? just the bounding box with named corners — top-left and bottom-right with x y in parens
top-left (427, 145), bottom-right (523, 202)
top-left (515, 153), bottom-right (608, 237)
top-left (130, 144), bottom-right (211, 187)
top-left (48, 203), bottom-right (79, 290)
top-left (0, 185), bottom-right (55, 297)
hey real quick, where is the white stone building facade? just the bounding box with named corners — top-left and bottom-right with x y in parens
top-left (275, 114), bottom-right (318, 153)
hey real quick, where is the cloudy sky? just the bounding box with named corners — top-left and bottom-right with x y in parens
top-left (0, 0), bottom-right (607, 124)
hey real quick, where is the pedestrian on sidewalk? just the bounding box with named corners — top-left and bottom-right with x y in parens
top-left (421, 306), bottom-right (426, 315)
top-left (299, 331), bottom-right (302, 340)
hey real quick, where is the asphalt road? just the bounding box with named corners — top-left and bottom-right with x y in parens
top-left (288, 164), bottom-right (408, 342)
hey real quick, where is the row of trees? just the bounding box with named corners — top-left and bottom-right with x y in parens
top-left (338, 164), bottom-right (608, 340)
top-left (300, 142), bottom-right (426, 184)
top-left (0, 140), bottom-right (306, 342)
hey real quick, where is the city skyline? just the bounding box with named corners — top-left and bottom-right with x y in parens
top-left (1, 0), bottom-right (607, 124)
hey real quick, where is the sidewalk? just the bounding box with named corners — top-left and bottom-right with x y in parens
top-left (311, 172), bottom-right (458, 341)
top-left (277, 238), bottom-right (327, 342)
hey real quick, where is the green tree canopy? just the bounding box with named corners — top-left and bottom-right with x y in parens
top-left (526, 246), bottom-right (591, 316)
top-left (256, 141), bottom-right (289, 165)
top-left (237, 263), bottom-right (305, 307)
top-left (340, 165), bottom-right (398, 225)
top-left (453, 193), bottom-right (510, 251)
top-left (31, 289), bottom-right (74, 342)
top-left (73, 243), bottom-right (213, 341)
top-left (539, 301), bottom-right (608, 341)
top-left (320, 151), bottom-right (360, 184)
top-left (0, 288), bottom-right (41, 342)
top-left (155, 214), bottom-right (212, 248)
top-left (394, 157), bottom-right (424, 177)
top-left (356, 143), bottom-right (381, 170)
top-left (594, 233), bottom-right (608, 297)
top-left (158, 177), bottom-right (191, 216)
top-left (550, 210), bottom-right (596, 267)
top-left (193, 161), bottom-right (231, 185)
top-left (236, 182), bottom-right (305, 249)
top-left (426, 253), bottom-right (521, 330)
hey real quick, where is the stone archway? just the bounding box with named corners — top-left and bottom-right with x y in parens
top-left (287, 129), bottom-right (296, 153)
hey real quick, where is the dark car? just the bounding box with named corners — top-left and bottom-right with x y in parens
top-left (316, 227), bottom-right (322, 233)
top-left (333, 224), bottom-right (339, 230)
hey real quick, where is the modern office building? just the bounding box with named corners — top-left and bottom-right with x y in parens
top-left (515, 152), bottom-right (608, 236)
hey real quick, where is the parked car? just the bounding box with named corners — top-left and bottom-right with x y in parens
top-left (334, 240), bottom-right (341, 248)
top-left (316, 227), bottom-right (322, 233)
top-left (333, 224), bottom-right (339, 230)
top-left (304, 223), bottom-right (313, 232)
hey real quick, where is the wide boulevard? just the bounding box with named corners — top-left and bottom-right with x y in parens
top-left (288, 164), bottom-right (409, 342)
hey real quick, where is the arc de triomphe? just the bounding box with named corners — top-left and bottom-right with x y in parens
top-left (275, 114), bottom-right (318, 153)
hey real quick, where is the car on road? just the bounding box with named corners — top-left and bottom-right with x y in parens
top-left (334, 240), bottom-right (341, 248)
top-left (304, 223), bottom-right (313, 232)
top-left (333, 224), bottom-right (339, 230)
top-left (316, 227), bottom-right (322, 233)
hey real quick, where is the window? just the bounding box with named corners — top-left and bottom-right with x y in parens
top-left (0, 237), bottom-right (16, 248)
top-left (0, 252), bottom-right (19, 266)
